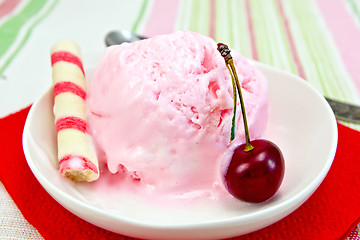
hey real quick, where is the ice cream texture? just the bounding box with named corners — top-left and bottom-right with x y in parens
top-left (86, 31), bottom-right (268, 199)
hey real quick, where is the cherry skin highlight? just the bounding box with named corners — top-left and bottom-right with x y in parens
top-left (224, 139), bottom-right (285, 203)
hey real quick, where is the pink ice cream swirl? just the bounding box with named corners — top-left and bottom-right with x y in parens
top-left (86, 31), bottom-right (268, 199)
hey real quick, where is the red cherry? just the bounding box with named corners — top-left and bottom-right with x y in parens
top-left (224, 139), bottom-right (285, 203)
top-left (217, 43), bottom-right (285, 203)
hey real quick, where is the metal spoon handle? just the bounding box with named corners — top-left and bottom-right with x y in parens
top-left (325, 98), bottom-right (360, 124)
top-left (105, 31), bottom-right (145, 47)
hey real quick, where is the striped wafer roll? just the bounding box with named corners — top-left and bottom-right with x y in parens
top-left (50, 39), bottom-right (99, 182)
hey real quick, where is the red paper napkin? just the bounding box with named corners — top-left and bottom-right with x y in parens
top-left (0, 106), bottom-right (359, 240)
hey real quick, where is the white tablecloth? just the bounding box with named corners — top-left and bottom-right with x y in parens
top-left (0, 183), bottom-right (43, 239)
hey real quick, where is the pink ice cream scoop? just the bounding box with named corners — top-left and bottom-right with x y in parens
top-left (86, 31), bottom-right (268, 199)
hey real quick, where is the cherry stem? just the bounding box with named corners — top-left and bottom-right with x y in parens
top-left (217, 43), bottom-right (254, 152)
top-left (227, 64), bottom-right (237, 141)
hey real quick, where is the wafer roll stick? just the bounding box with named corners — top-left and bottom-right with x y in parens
top-left (50, 40), bottom-right (99, 182)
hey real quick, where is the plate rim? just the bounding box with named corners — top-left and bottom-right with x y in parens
top-left (22, 59), bottom-right (338, 238)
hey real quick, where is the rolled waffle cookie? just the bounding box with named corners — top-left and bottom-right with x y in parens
top-left (50, 40), bottom-right (99, 182)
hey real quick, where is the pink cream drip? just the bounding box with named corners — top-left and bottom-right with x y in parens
top-left (51, 51), bottom-right (85, 75)
top-left (54, 81), bottom-right (86, 100)
top-left (59, 154), bottom-right (98, 174)
top-left (56, 116), bottom-right (87, 133)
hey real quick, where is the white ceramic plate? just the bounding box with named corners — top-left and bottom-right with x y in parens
top-left (23, 60), bottom-right (337, 240)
